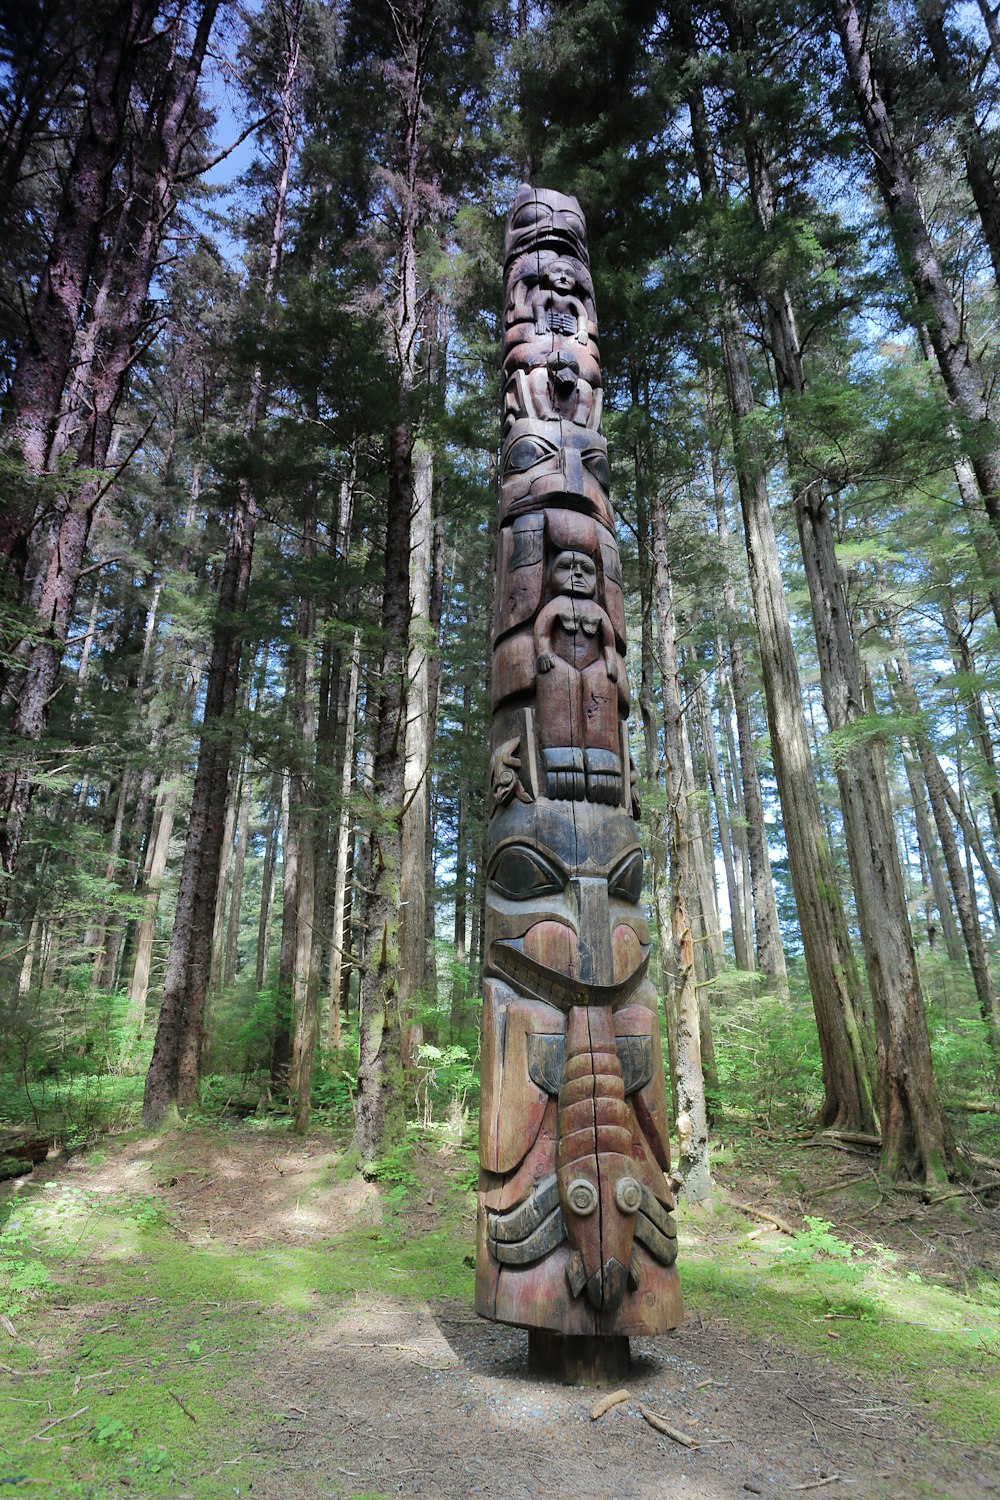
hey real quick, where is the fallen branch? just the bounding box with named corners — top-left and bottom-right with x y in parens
top-left (722, 1194), bottom-right (796, 1236)
top-left (31, 1405), bottom-right (88, 1440)
top-left (790, 1478), bottom-right (844, 1493)
top-left (168, 1389), bottom-right (198, 1423)
top-left (590, 1388), bottom-right (630, 1420)
top-left (893, 1178), bottom-right (1000, 1204)
top-left (820, 1130), bottom-right (881, 1148)
top-left (786, 1394), bottom-right (877, 1440)
top-left (637, 1403), bottom-right (699, 1448)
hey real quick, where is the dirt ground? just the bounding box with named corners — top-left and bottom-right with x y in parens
top-left (6, 1125), bottom-right (1000, 1500)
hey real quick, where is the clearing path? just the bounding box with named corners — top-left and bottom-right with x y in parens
top-left (1, 1126), bottom-right (998, 1499)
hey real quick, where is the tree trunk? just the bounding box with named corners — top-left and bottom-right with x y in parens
top-left (255, 773), bottom-right (281, 993)
top-left (899, 747), bottom-right (964, 963)
top-left (696, 661), bottom-right (749, 969)
top-left (399, 439), bottom-right (433, 1070)
top-left (142, 9), bottom-right (299, 1125)
top-left (635, 469), bottom-right (679, 1114)
top-left (706, 381), bottom-right (786, 988)
top-left (222, 761), bottom-right (253, 993)
top-left (328, 633), bottom-right (360, 1052)
top-left (1, 0), bottom-right (160, 568)
top-left (916, 0), bottom-right (1000, 294)
top-left (448, 676), bottom-right (471, 1039)
top-left (0, 0), bottom-right (220, 908)
top-left (711, 329), bottom-right (876, 1127)
top-left (289, 493), bottom-right (319, 1132)
top-left (650, 490), bottom-right (711, 1203)
top-left (208, 756), bottom-right (241, 997)
top-left (351, 0), bottom-right (434, 1164)
top-left (891, 646), bottom-right (1000, 1075)
top-left (125, 773), bottom-right (178, 1038)
top-left (941, 600), bottom-right (1000, 846)
top-left (732, 85), bottom-right (949, 1178)
top-left (352, 420), bottom-right (411, 1165)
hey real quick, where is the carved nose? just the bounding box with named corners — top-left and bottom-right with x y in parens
top-left (572, 878), bottom-right (613, 987)
top-left (560, 445), bottom-right (584, 496)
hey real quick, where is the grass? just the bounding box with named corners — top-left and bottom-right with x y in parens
top-left (0, 1133), bottom-right (474, 1498)
top-left (2, 1124), bottom-right (998, 1497)
top-left (682, 1207), bottom-right (1000, 1446)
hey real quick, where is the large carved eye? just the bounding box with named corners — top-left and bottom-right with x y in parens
top-left (609, 850), bottom-right (643, 904)
top-left (513, 202), bottom-right (549, 229)
top-left (504, 436), bottom-right (557, 474)
top-left (583, 449), bottom-right (610, 489)
top-left (489, 846), bottom-right (565, 900)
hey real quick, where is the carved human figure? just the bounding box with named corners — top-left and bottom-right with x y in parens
top-left (525, 257), bottom-right (590, 342)
top-left (535, 551), bottom-right (617, 681)
top-left (533, 551), bottom-right (622, 801)
top-left (522, 351), bottom-right (596, 426)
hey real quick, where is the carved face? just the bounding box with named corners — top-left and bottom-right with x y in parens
top-left (485, 799), bottom-right (650, 1010)
top-left (545, 259), bottom-right (578, 294)
top-left (549, 550), bottom-right (596, 598)
top-left (501, 416), bottom-right (612, 526)
top-left (504, 185), bottom-right (588, 265)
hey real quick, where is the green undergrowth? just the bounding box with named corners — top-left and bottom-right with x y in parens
top-left (0, 1134), bottom-right (474, 1498)
top-left (681, 1208), bottom-right (1000, 1446)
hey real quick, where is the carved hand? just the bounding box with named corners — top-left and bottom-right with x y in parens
top-left (606, 654), bottom-right (619, 682)
top-left (536, 652), bottom-right (555, 674)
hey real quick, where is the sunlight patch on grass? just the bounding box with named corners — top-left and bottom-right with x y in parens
top-left (682, 1212), bottom-right (1000, 1445)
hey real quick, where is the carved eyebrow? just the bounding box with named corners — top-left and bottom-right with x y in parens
top-left (488, 839), bottom-right (569, 883)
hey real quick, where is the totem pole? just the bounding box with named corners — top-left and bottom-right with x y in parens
top-left (476, 187), bottom-right (683, 1382)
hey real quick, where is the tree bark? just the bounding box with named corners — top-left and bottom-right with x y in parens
top-left (352, 0), bottom-right (435, 1164)
top-left (289, 492), bottom-right (319, 1132)
top-left (0, 0), bottom-right (220, 909)
top-left (899, 746), bottom-right (964, 963)
top-left (142, 5), bottom-right (299, 1124)
top-left (916, 0), bottom-right (1000, 294)
top-left (730, 67), bottom-right (949, 1178)
top-left (255, 774), bottom-right (281, 993)
top-left (328, 633), bottom-right (360, 1052)
top-left (399, 439), bottom-right (433, 1070)
top-left (696, 660), bottom-right (750, 969)
top-left (676, 35), bottom-right (880, 1130)
top-left (650, 490), bottom-right (711, 1203)
top-left (706, 381), bottom-right (786, 988)
top-left (891, 645), bottom-right (1000, 1075)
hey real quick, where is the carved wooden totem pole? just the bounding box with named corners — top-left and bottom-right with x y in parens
top-left (476, 187), bottom-right (683, 1382)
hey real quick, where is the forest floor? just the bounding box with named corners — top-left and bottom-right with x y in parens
top-left (1, 1121), bottom-right (999, 1500)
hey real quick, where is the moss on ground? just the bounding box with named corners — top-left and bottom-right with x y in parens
top-left (2, 1131), bottom-right (998, 1496)
top-left (0, 1143), bottom-right (474, 1498)
top-left (682, 1210), bottom-right (1000, 1445)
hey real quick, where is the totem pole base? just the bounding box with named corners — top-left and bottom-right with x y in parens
top-left (528, 1330), bottom-right (631, 1386)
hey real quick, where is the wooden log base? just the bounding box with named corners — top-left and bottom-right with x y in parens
top-left (528, 1330), bottom-right (631, 1386)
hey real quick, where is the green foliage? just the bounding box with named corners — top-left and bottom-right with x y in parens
top-left (710, 979), bottom-right (824, 1127)
top-left (0, 1216), bottom-right (55, 1317)
top-left (777, 1216), bottom-right (864, 1288)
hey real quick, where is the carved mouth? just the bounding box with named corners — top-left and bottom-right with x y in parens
top-left (490, 938), bottom-right (649, 1012)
